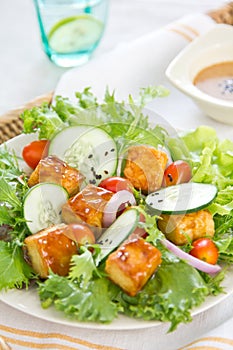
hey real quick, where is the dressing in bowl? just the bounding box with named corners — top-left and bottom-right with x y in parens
top-left (166, 24), bottom-right (233, 125)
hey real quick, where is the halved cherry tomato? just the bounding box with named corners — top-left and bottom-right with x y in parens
top-left (62, 223), bottom-right (95, 246)
top-left (189, 238), bottom-right (219, 265)
top-left (22, 140), bottom-right (49, 169)
top-left (99, 176), bottom-right (134, 193)
top-left (163, 160), bottom-right (192, 187)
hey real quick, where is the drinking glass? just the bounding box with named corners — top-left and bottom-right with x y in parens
top-left (33, 0), bottom-right (108, 67)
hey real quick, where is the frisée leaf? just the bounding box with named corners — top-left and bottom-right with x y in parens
top-left (38, 247), bottom-right (119, 322)
top-left (21, 86), bottom-right (169, 152)
top-left (0, 241), bottom-right (34, 289)
top-left (118, 261), bottom-right (208, 332)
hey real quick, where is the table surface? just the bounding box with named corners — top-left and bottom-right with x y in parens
top-left (1, 1), bottom-right (233, 350)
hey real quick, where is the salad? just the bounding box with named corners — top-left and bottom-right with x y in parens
top-left (0, 86), bottom-right (233, 332)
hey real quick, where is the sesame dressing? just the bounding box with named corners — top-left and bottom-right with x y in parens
top-left (194, 61), bottom-right (233, 101)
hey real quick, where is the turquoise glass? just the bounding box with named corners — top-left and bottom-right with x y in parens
top-left (33, 0), bottom-right (108, 67)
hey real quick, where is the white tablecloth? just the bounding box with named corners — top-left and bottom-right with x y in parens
top-left (1, 1), bottom-right (233, 349)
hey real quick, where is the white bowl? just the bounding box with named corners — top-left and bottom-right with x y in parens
top-left (165, 24), bottom-right (233, 125)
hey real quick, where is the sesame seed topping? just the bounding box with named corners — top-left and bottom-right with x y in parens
top-left (89, 179), bottom-right (96, 184)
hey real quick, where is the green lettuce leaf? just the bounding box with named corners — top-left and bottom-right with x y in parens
top-left (208, 186), bottom-right (233, 216)
top-left (38, 247), bottom-right (119, 323)
top-left (181, 126), bottom-right (218, 153)
top-left (118, 261), bottom-right (208, 332)
top-left (69, 247), bottom-right (101, 287)
top-left (38, 273), bottom-right (119, 323)
top-left (21, 103), bottom-right (67, 139)
top-left (179, 126), bottom-right (233, 189)
top-left (179, 126), bottom-right (233, 265)
top-left (21, 86), bottom-right (169, 152)
top-left (0, 241), bottom-right (35, 290)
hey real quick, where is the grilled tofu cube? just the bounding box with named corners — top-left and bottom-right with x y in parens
top-left (123, 145), bottom-right (168, 193)
top-left (28, 155), bottom-right (85, 196)
top-left (158, 210), bottom-right (215, 245)
top-left (24, 224), bottom-right (77, 278)
top-left (105, 237), bottom-right (162, 296)
top-left (62, 184), bottom-right (113, 228)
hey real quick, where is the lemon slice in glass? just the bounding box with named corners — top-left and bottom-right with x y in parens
top-left (48, 14), bottom-right (104, 53)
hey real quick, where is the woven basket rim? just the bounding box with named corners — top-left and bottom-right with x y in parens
top-left (0, 92), bottom-right (53, 144)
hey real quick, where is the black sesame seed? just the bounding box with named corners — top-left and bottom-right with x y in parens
top-left (90, 167), bottom-right (96, 176)
top-left (88, 154), bottom-right (93, 159)
top-left (89, 179), bottom-right (96, 184)
top-left (110, 148), bottom-right (115, 152)
top-left (158, 199), bottom-right (163, 203)
top-left (105, 151), bottom-right (108, 156)
top-left (104, 170), bottom-right (109, 174)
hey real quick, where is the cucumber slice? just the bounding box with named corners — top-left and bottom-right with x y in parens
top-left (49, 125), bottom-right (92, 159)
top-left (146, 182), bottom-right (217, 215)
top-left (23, 183), bottom-right (68, 234)
top-left (49, 126), bottom-right (118, 186)
top-left (48, 15), bottom-right (103, 53)
top-left (97, 208), bottom-right (140, 261)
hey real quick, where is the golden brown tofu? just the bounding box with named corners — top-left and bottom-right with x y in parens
top-left (105, 236), bottom-right (162, 296)
top-left (28, 155), bottom-right (85, 196)
top-left (158, 210), bottom-right (215, 245)
top-left (123, 145), bottom-right (168, 193)
top-left (24, 224), bottom-right (77, 278)
top-left (62, 184), bottom-right (113, 228)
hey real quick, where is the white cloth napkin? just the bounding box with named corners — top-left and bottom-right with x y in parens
top-left (55, 13), bottom-right (216, 102)
top-left (1, 12), bottom-right (233, 350)
top-left (180, 316), bottom-right (233, 350)
top-left (55, 13), bottom-right (233, 140)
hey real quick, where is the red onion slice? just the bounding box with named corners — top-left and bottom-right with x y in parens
top-left (161, 238), bottom-right (221, 275)
top-left (103, 190), bottom-right (136, 228)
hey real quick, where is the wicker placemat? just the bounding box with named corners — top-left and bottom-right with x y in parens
top-left (0, 92), bottom-right (53, 144)
top-left (208, 1), bottom-right (233, 25)
top-left (0, 2), bottom-right (233, 144)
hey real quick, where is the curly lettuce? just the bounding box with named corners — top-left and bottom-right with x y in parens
top-left (21, 86), bottom-right (170, 153)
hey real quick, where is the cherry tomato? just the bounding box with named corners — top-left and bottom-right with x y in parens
top-left (189, 238), bottom-right (219, 265)
top-left (99, 176), bottom-right (133, 193)
top-left (22, 140), bottom-right (49, 169)
top-left (63, 223), bottom-right (95, 246)
top-left (163, 160), bottom-right (192, 187)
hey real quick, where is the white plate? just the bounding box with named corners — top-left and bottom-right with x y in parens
top-left (1, 126), bottom-right (233, 333)
top-left (0, 267), bottom-right (233, 331)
